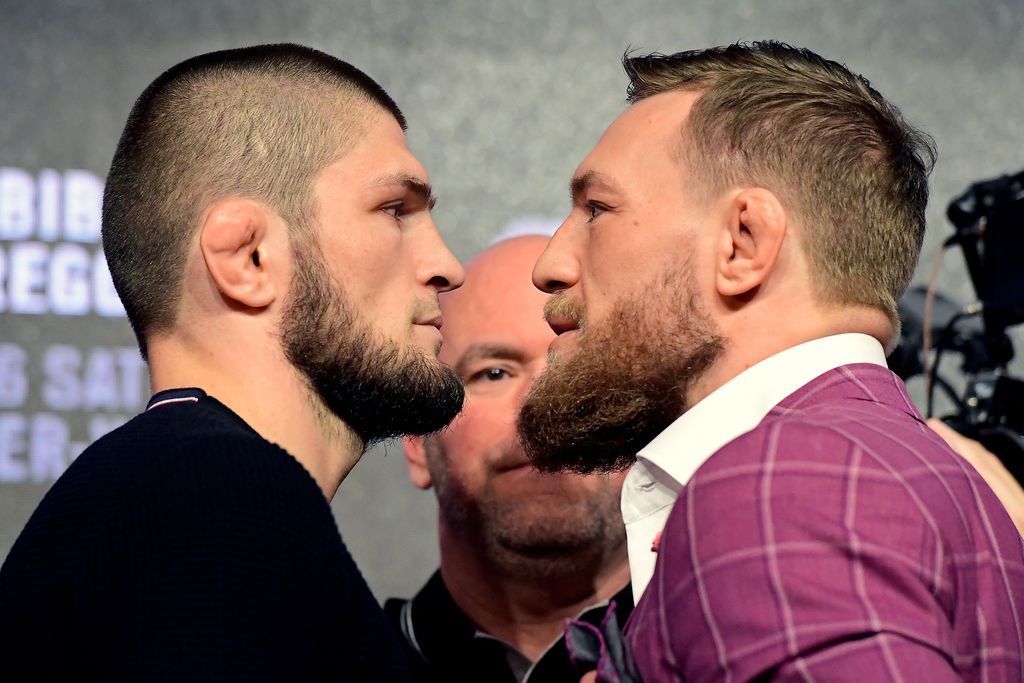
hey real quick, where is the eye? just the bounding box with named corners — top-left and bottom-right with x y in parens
top-left (467, 366), bottom-right (511, 384)
top-left (586, 201), bottom-right (608, 222)
top-left (381, 201), bottom-right (405, 220)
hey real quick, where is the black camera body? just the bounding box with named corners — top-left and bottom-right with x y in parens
top-left (891, 169), bottom-right (1024, 480)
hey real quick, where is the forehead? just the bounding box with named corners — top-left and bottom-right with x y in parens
top-left (575, 90), bottom-right (700, 178)
top-left (439, 238), bottom-right (551, 357)
top-left (314, 111), bottom-right (428, 193)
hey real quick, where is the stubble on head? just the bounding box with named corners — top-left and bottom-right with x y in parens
top-left (518, 263), bottom-right (725, 475)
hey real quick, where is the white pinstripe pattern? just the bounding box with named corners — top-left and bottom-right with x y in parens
top-left (795, 632), bottom-right (951, 676)
top-left (685, 475), bottom-right (733, 683)
top-left (823, 412), bottom-right (1023, 657)
top-left (838, 366), bottom-right (879, 403)
top-left (978, 605), bottom-right (990, 683)
top-left (842, 441), bottom-right (905, 683)
top-left (782, 385), bottom-right (1021, 677)
top-left (889, 370), bottom-right (921, 415)
top-left (724, 619), bottom-right (954, 663)
top-left (758, 423), bottom-right (812, 681)
top-left (799, 418), bottom-right (947, 594)
top-left (652, 506), bottom-right (681, 675)
top-left (624, 334), bottom-right (888, 599)
top-left (792, 411), bottom-right (1024, 665)
top-left (627, 362), bottom-right (1024, 682)
top-left (947, 441), bottom-right (1024, 670)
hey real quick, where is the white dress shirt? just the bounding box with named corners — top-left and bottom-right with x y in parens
top-left (621, 333), bottom-right (889, 599)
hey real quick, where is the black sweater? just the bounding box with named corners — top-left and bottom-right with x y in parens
top-left (0, 390), bottom-right (410, 682)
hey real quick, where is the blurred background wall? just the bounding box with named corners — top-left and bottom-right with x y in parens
top-left (1, 0), bottom-right (1022, 601)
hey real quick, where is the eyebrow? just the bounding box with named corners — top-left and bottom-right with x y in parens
top-left (454, 343), bottom-right (527, 377)
top-left (368, 172), bottom-right (438, 210)
top-left (569, 170), bottom-right (622, 204)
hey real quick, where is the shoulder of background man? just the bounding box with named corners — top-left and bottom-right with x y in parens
top-left (384, 570), bottom-right (481, 683)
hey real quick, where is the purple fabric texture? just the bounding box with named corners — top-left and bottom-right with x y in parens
top-left (566, 600), bottom-right (640, 682)
top-left (626, 363), bottom-right (1024, 682)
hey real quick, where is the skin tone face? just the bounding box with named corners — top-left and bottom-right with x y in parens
top-left (406, 236), bottom-right (626, 560)
top-left (311, 110), bottom-right (464, 359)
top-left (404, 236), bottom-right (629, 660)
top-left (516, 91), bottom-right (732, 474)
top-left (420, 237), bottom-right (557, 498)
top-left (532, 91), bottom-right (711, 360)
top-left (150, 107), bottom-right (466, 498)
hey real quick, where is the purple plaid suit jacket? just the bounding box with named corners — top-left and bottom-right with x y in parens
top-left (626, 363), bottom-right (1024, 682)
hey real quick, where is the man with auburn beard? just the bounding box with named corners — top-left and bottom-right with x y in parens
top-left (0, 44), bottom-right (463, 681)
top-left (389, 235), bottom-right (1024, 683)
top-left (520, 42), bottom-right (1024, 681)
top-left (389, 235), bottom-right (631, 683)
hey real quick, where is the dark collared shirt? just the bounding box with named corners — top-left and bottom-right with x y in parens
top-left (385, 570), bottom-right (633, 683)
top-left (0, 389), bottom-right (411, 681)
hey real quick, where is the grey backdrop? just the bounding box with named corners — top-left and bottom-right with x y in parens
top-left (1, 0), bottom-right (1022, 601)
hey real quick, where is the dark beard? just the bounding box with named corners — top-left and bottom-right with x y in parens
top-left (518, 273), bottom-right (724, 475)
top-left (281, 243), bottom-right (464, 446)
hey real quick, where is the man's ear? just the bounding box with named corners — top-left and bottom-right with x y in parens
top-left (714, 188), bottom-right (787, 298)
top-left (402, 436), bottom-right (434, 490)
top-left (199, 198), bottom-right (279, 309)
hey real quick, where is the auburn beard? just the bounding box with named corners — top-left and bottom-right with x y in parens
top-left (280, 240), bottom-right (464, 447)
top-left (518, 268), bottom-right (724, 475)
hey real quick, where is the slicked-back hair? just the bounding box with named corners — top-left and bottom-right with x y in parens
top-left (624, 41), bottom-right (936, 328)
top-left (102, 43), bottom-right (406, 359)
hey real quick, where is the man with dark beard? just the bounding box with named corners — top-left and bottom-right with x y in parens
top-left (0, 45), bottom-right (463, 681)
top-left (389, 235), bottom-right (630, 683)
top-left (520, 42), bottom-right (1024, 681)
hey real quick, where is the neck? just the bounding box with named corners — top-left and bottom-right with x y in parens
top-left (437, 522), bottom-right (630, 662)
top-left (147, 331), bottom-right (364, 500)
top-left (688, 303), bottom-right (891, 409)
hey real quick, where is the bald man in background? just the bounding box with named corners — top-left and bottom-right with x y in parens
top-left (388, 235), bottom-right (631, 683)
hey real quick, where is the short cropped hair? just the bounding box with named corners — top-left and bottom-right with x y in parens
top-left (102, 43), bottom-right (405, 359)
top-left (624, 41), bottom-right (936, 328)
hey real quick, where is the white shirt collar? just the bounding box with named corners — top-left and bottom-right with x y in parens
top-left (636, 332), bottom-right (887, 489)
top-left (622, 332), bottom-right (887, 599)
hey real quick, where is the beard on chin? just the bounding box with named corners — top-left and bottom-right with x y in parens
top-left (280, 244), bottom-right (464, 447)
top-left (518, 272), bottom-right (724, 475)
top-left (424, 437), bottom-right (624, 579)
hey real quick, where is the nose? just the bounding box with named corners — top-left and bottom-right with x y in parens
top-left (419, 221), bottom-right (465, 293)
top-left (531, 219), bottom-right (579, 294)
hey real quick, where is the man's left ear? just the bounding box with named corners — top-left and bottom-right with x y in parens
top-left (402, 436), bottom-right (434, 490)
top-left (199, 198), bottom-right (282, 309)
top-left (714, 188), bottom-right (787, 298)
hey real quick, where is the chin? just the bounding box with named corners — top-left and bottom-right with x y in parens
top-left (410, 328), bottom-right (443, 356)
top-left (547, 333), bottom-right (579, 357)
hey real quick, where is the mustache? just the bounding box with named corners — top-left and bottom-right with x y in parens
top-left (412, 297), bottom-right (442, 322)
top-left (543, 293), bottom-right (585, 327)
